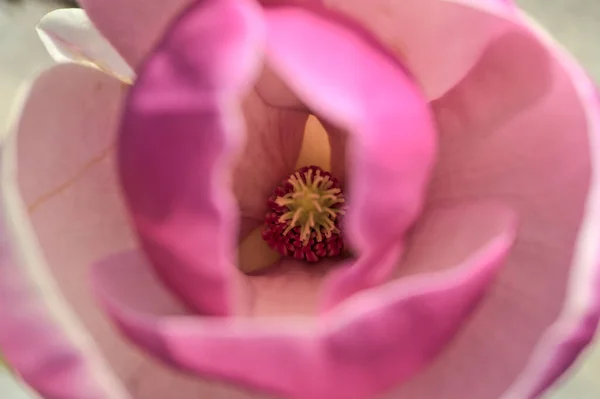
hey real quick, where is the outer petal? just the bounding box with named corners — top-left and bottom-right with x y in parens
top-left (37, 9), bottom-right (134, 84)
top-left (93, 201), bottom-right (515, 399)
top-left (323, 0), bottom-right (514, 99)
top-left (0, 65), bottom-right (130, 399)
top-left (78, 0), bottom-right (323, 70)
top-left (1, 64), bottom-right (264, 399)
top-left (77, 0), bottom-right (194, 69)
top-left (500, 11), bottom-right (600, 399)
top-left (80, 0), bottom-right (512, 98)
top-left (384, 3), bottom-right (600, 399)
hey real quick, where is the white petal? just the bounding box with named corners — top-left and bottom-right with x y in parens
top-left (36, 9), bottom-right (135, 84)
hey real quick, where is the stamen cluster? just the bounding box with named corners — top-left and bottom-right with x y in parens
top-left (262, 166), bottom-right (345, 262)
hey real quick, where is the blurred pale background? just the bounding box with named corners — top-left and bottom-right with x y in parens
top-left (0, 0), bottom-right (598, 398)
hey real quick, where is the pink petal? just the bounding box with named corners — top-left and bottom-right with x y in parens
top-left (93, 201), bottom-right (515, 399)
top-left (253, 64), bottom-right (306, 110)
top-left (502, 14), bottom-right (600, 399)
top-left (386, 5), bottom-right (600, 399)
top-left (0, 215), bottom-right (125, 399)
top-left (261, 6), bottom-right (436, 309)
top-left (249, 257), bottom-right (343, 316)
top-left (2, 64), bottom-right (261, 399)
top-left (79, 0), bottom-right (327, 69)
top-left (117, 0), bottom-right (267, 315)
top-left (324, 0), bottom-right (514, 99)
top-left (78, 0), bottom-right (194, 69)
top-left (234, 92), bottom-right (308, 240)
top-left (0, 64), bottom-right (130, 399)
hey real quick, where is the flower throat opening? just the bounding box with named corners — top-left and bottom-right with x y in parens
top-left (262, 165), bottom-right (346, 263)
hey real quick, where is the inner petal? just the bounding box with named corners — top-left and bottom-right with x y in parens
top-left (237, 117), bottom-right (347, 316)
top-left (233, 89), bottom-right (308, 240)
top-left (116, 0), bottom-right (268, 316)
top-left (117, 1), bottom-right (434, 321)
top-left (227, 3), bottom-right (433, 318)
top-left (262, 5), bottom-right (436, 310)
top-left (248, 258), bottom-right (343, 316)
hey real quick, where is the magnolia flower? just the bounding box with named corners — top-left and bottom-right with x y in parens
top-left (1, 0), bottom-right (600, 398)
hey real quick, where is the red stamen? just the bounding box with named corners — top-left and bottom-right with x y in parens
top-left (262, 165), bottom-right (345, 263)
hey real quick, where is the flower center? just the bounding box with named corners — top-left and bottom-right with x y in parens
top-left (262, 166), bottom-right (346, 262)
